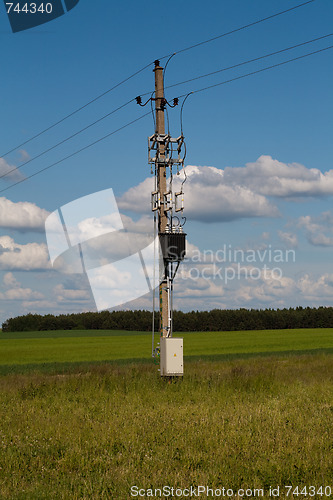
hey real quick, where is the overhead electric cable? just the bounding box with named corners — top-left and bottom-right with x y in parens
top-left (160, 0), bottom-right (316, 59)
top-left (0, 63), bottom-right (152, 159)
top-left (0, 112), bottom-right (150, 194)
top-left (0, 99), bottom-right (134, 181)
top-left (3, 33), bottom-right (329, 183)
top-left (2, 44), bottom-right (331, 194)
top-left (176, 44), bottom-right (333, 99)
top-left (0, 0), bottom-right (315, 159)
top-left (163, 33), bottom-right (333, 92)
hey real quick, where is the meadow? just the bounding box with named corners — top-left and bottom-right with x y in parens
top-left (1, 328), bottom-right (333, 371)
top-left (0, 329), bottom-right (333, 499)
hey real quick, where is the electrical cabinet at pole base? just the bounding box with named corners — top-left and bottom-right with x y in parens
top-left (160, 337), bottom-right (183, 376)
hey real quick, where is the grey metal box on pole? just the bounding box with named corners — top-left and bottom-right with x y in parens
top-left (160, 337), bottom-right (184, 376)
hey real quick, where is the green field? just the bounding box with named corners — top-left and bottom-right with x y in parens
top-left (1, 328), bottom-right (333, 372)
top-left (0, 329), bottom-right (333, 499)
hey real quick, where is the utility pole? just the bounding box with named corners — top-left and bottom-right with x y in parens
top-left (154, 60), bottom-right (169, 338)
top-left (136, 60), bottom-right (187, 376)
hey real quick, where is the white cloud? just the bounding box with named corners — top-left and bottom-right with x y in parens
top-left (172, 257), bottom-right (333, 309)
top-left (224, 155), bottom-right (333, 198)
top-left (298, 212), bottom-right (333, 246)
top-left (0, 197), bottom-right (49, 231)
top-left (3, 272), bottom-right (20, 287)
top-left (0, 158), bottom-right (25, 182)
top-left (4, 287), bottom-right (44, 301)
top-left (278, 231), bottom-right (298, 248)
top-left (118, 164), bottom-right (279, 222)
top-left (54, 284), bottom-right (91, 303)
top-left (18, 150), bottom-right (30, 162)
top-left (297, 273), bottom-right (333, 300)
top-left (21, 300), bottom-right (61, 311)
top-left (118, 155), bottom-right (333, 223)
top-left (0, 236), bottom-right (50, 271)
top-left (0, 272), bottom-right (44, 301)
top-left (117, 177), bottom-right (154, 214)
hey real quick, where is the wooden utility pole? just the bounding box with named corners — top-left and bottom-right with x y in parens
top-left (136, 60), bottom-right (186, 374)
top-left (154, 60), bottom-right (169, 338)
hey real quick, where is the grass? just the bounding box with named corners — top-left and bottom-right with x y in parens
top-left (0, 355), bottom-right (333, 499)
top-left (0, 328), bottom-right (332, 372)
top-left (0, 329), bottom-right (333, 498)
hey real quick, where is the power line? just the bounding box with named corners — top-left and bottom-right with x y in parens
top-left (0, 112), bottom-right (150, 195)
top-left (0, 99), bottom-right (134, 182)
top-left (2, 42), bottom-right (331, 194)
top-left (176, 44), bottom-right (333, 99)
top-left (0, 0), bottom-right (316, 159)
top-left (3, 43), bottom-right (331, 194)
top-left (3, 33), bottom-right (330, 183)
top-left (162, 33), bottom-right (333, 93)
top-left (0, 63), bottom-right (152, 159)
top-left (160, 0), bottom-right (316, 59)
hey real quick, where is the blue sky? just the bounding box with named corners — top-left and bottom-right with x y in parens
top-left (0, 0), bottom-right (332, 324)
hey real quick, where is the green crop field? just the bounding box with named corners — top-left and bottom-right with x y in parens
top-left (1, 328), bottom-right (333, 372)
top-left (0, 329), bottom-right (333, 499)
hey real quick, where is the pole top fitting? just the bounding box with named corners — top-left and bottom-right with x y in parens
top-left (154, 59), bottom-right (163, 71)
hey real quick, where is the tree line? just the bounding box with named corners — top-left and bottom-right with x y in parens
top-left (2, 306), bottom-right (333, 333)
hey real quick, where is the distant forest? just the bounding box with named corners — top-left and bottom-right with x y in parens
top-left (2, 307), bottom-right (333, 332)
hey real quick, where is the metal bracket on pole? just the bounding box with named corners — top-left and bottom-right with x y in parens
top-left (148, 133), bottom-right (185, 168)
top-left (151, 191), bottom-right (160, 211)
top-left (163, 192), bottom-right (172, 212)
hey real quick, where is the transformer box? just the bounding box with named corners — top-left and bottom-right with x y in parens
top-left (159, 232), bottom-right (186, 262)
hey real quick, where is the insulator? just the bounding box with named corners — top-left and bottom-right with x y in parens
top-left (173, 98), bottom-right (179, 106)
top-left (136, 96), bottom-right (142, 105)
top-left (175, 192), bottom-right (184, 212)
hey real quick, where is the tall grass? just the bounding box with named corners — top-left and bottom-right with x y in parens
top-left (0, 354), bottom-right (333, 499)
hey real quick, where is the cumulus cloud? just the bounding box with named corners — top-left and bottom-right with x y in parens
top-left (118, 164), bottom-right (279, 222)
top-left (297, 273), bottom-right (333, 300)
top-left (54, 284), bottom-right (91, 303)
top-left (118, 155), bottom-right (333, 223)
top-left (224, 155), bottom-right (333, 198)
top-left (172, 252), bottom-right (333, 309)
top-left (278, 231), bottom-right (298, 248)
top-left (0, 158), bottom-right (25, 182)
top-left (0, 236), bottom-right (50, 271)
top-left (0, 272), bottom-right (44, 301)
top-left (4, 287), bottom-right (44, 301)
top-left (18, 150), bottom-right (30, 162)
top-left (0, 197), bottom-right (49, 231)
top-left (298, 212), bottom-right (333, 246)
top-left (3, 272), bottom-right (20, 287)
